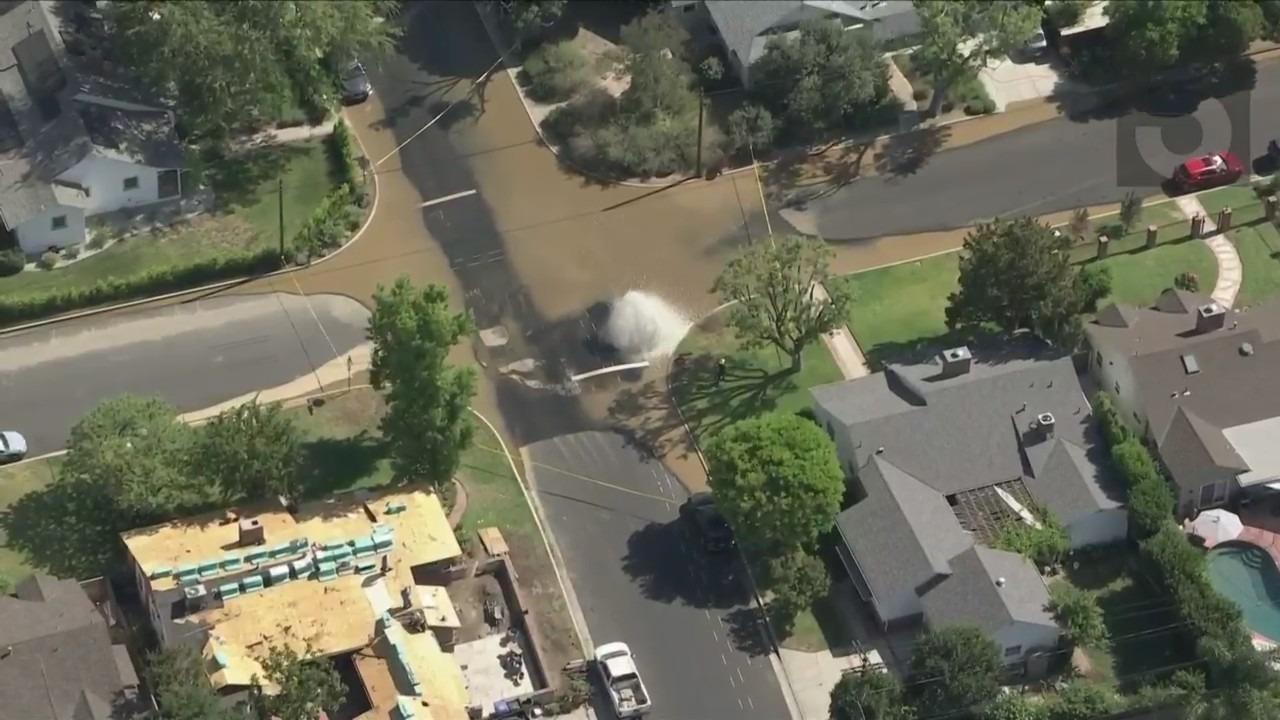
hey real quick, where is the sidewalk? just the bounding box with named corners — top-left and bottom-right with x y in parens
top-left (232, 117), bottom-right (338, 152)
top-left (1171, 195), bottom-right (1242, 308)
top-left (812, 282), bottom-right (870, 380)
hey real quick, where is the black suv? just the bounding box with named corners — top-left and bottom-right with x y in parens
top-left (680, 492), bottom-right (735, 553)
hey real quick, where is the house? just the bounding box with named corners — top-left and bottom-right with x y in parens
top-left (121, 487), bottom-right (473, 720)
top-left (1086, 288), bottom-right (1280, 517)
top-left (0, 1), bottom-right (185, 256)
top-left (0, 573), bottom-right (145, 720)
top-left (670, 0), bottom-right (920, 87)
top-left (812, 343), bottom-right (1127, 660)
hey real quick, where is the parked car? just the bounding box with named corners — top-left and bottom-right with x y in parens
top-left (595, 642), bottom-right (651, 718)
top-left (341, 61), bottom-right (371, 104)
top-left (1268, 139), bottom-right (1280, 166)
top-left (0, 430), bottom-right (27, 463)
top-left (1025, 30), bottom-right (1048, 55)
top-left (680, 492), bottom-right (735, 553)
top-left (1173, 152), bottom-right (1244, 192)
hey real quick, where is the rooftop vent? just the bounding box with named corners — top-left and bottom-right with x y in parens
top-left (238, 518), bottom-right (265, 547)
top-left (1180, 354), bottom-right (1200, 375)
top-left (1241, 342), bottom-right (1255, 356)
top-left (939, 346), bottom-right (972, 377)
top-left (1037, 412), bottom-right (1056, 436)
top-left (995, 577), bottom-right (1006, 588)
top-left (182, 584), bottom-right (208, 612)
top-left (1196, 302), bottom-right (1227, 333)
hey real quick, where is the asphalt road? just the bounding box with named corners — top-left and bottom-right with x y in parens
top-left (0, 293), bottom-right (368, 455)
top-left (527, 431), bottom-right (790, 720)
top-left (792, 59), bottom-right (1280, 240)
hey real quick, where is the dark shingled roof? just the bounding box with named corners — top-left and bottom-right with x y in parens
top-left (918, 546), bottom-right (1056, 635)
top-left (0, 574), bottom-right (143, 720)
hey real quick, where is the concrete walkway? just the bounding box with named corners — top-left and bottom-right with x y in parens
top-left (813, 282), bottom-right (871, 380)
top-left (1172, 195), bottom-right (1243, 308)
top-left (233, 117), bottom-right (338, 151)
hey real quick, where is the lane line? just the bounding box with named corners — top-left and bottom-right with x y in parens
top-left (420, 189), bottom-right (478, 208)
top-left (713, 630), bottom-right (719, 642)
top-left (722, 654), bottom-right (728, 666)
top-left (738, 667), bottom-right (745, 683)
top-left (729, 673), bottom-right (736, 688)
top-left (748, 696), bottom-right (755, 710)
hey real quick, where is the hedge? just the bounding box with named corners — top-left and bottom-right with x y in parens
top-left (0, 123), bottom-right (369, 326)
top-left (1093, 394), bottom-right (1175, 539)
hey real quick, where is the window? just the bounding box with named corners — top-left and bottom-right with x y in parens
top-left (51, 214), bottom-right (66, 230)
top-left (1114, 381), bottom-right (1120, 393)
top-left (1004, 645), bottom-right (1022, 657)
top-left (1199, 483), bottom-right (1216, 507)
top-left (123, 176), bottom-right (139, 191)
top-left (1095, 352), bottom-right (1102, 368)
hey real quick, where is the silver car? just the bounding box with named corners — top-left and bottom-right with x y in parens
top-left (0, 430), bottom-right (27, 463)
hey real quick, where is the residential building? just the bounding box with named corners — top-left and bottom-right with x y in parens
top-left (122, 487), bottom-right (472, 720)
top-left (0, 573), bottom-right (144, 720)
top-left (812, 342), bottom-right (1127, 661)
top-left (670, 0), bottom-right (920, 87)
top-left (1086, 288), bottom-right (1280, 516)
top-left (0, 1), bottom-right (185, 256)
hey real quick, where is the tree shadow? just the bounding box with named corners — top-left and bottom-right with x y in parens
top-left (1055, 56), bottom-right (1258, 123)
top-left (296, 433), bottom-right (389, 498)
top-left (621, 519), bottom-right (746, 610)
top-left (723, 605), bottom-right (773, 657)
top-left (872, 124), bottom-right (952, 179)
top-left (0, 477), bottom-right (122, 580)
top-left (422, 97), bottom-right (480, 132)
top-left (205, 143), bottom-right (309, 210)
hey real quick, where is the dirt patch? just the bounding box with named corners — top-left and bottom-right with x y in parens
top-left (451, 570), bottom-right (507, 644)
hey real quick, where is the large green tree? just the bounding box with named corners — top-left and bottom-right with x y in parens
top-left (368, 276), bottom-right (476, 489)
top-left (1106, 0), bottom-right (1207, 73)
top-left (253, 643), bottom-right (345, 720)
top-left (504, 0), bottom-right (567, 38)
top-left (830, 670), bottom-right (916, 720)
top-left (146, 645), bottom-right (234, 720)
top-left (912, 1), bottom-right (1042, 116)
top-left (109, 1), bottom-right (398, 141)
top-left (766, 549), bottom-right (830, 629)
top-left (193, 401), bottom-right (302, 501)
top-left (751, 18), bottom-right (888, 140)
top-left (62, 395), bottom-right (199, 523)
top-left (908, 626), bottom-right (1003, 717)
top-left (713, 235), bottom-right (852, 373)
top-left (1046, 584), bottom-right (1108, 650)
top-left (945, 217), bottom-right (1110, 348)
top-left (705, 412), bottom-right (843, 554)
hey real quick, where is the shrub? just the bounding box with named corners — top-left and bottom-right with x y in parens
top-left (964, 97), bottom-right (996, 115)
top-left (1047, 584), bottom-right (1108, 649)
top-left (37, 251), bottom-right (59, 270)
top-left (1140, 523), bottom-right (1246, 644)
top-left (521, 41), bottom-right (591, 103)
top-left (1047, 0), bottom-right (1088, 30)
top-left (1046, 681), bottom-right (1121, 720)
top-left (993, 511), bottom-right (1069, 568)
top-left (912, 87), bottom-right (929, 102)
top-left (1175, 270), bottom-right (1200, 292)
top-left (698, 56), bottom-right (724, 85)
top-left (0, 247), bottom-right (24, 276)
top-left (293, 184), bottom-right (360, 257)
top-left (1077, 265), bottom-right (1111, 313)
top-left (726, 103), bottom-right (777, 155)
top-left (326, 121), bottom-right (360, 188)
top-left (63, 245), bottom-right (80, 261)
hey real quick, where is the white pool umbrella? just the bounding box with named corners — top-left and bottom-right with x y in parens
top-left (1189, 508), bottom-right (1244, 545)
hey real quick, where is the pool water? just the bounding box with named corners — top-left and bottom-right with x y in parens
top-left (1207, 543), bottom-right (1280, 642)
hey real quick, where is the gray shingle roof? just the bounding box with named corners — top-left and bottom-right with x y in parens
top-left (836, 456), bottom-right (974, 602)
top-left (77, 103), bottom-right (183, 168)
top-left (919, 546), bottom-right (1056, 634)
top-left (0, 574), bottom-right (142, 720)
top-left (705, 0), bottom-right (918, 69)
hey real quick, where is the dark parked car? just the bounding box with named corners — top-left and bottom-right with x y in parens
top-left (341, 61), bottom-right (371, 104)
top-left (1268, 139), bottom-right (1280, 166)
top-left (680, 492), bottom-right (735, 553)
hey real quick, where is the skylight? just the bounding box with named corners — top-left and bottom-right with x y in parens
top-left (1181, 354), bottom-right (1200, 375)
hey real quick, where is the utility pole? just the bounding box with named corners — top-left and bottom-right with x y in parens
top-left (695, 88), bottom-right (705, 178)
top-left (278, 177), bottom-right (285, 257)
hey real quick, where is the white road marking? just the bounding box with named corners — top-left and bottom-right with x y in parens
top-left (713, 630), bottom-right (719, 642)
top-left (420, 189), bottom-right (478, 208)
top-left (738, 698), bottom-right (745, 709)
top-left (705, 609), bottom-right (712, 619)
top-left (718, 615), bottom-right (725, 628)
top-left (748, 696), bottom-right (755, 710)
top-left (722, 654), bottom-right (728, 665)
top-left (737, 667), bottom-right (745, 683)
top-left (729, 673), bottom-right (737, 688)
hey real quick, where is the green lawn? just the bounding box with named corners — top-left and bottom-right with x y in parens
top-left (0, 140), bottom-right (336, 301)
top-left (1061, 551), bottom-right (1191, 691)
top-left (671, 312), bottom-right (845, 651)
top-left (1198, 184), bottom-right (1280, 306)
top-left (0, 457), bottom-right (63, 583)
top-left (1198, 184), bottom-right (1266, 227)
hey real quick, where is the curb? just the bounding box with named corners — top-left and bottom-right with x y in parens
top-left (0, 112), bottom-right (382, 338)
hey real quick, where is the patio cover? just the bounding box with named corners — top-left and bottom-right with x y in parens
top-left (1187, 508), bottom-right (1245, 545)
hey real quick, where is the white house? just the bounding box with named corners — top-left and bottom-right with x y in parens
top-left (1086, 289), bottom-right (1280, 517)
top-left (670, 0), bottom-right (921, 87)
top-left (0, 1), bottom-right (185, 255)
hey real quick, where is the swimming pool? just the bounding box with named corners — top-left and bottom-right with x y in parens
top-left (1207, 542), bottom-right (1280, 642)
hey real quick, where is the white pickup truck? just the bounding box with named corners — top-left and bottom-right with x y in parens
top-left (595, 642), bottom-right (651, 718)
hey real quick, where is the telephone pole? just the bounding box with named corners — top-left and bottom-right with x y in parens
top-left (278, 177), bottom-right (285, 256)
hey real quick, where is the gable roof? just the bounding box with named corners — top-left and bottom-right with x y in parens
top-left (705, 0), bottom-right (918, 69)
top-left (835, 456), bottom-right (974, 602)
top-left (0, 574), bottom-right (142, 720)
top-left (813, 342), bottom-right (1121, 521)
top-left (918, 546), bottom-right (1056, 634)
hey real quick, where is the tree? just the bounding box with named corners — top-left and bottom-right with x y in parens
top-left (253, 643), bottom-right (345, 720)
top-left (751, 18), bottom-right (887, 139)
top-left (992, 512), bottom-right (1069, 569)
top-left (62, 395), bottom-right (199, 523)
top-left (912, 1), bottom-right (1042, 116)
top-left (945, 218), bottom-right (1108, 348)
top-left (726, 104), bottom-right (778, 155)
top-left (766, 550), bottom-right (830, 628)
top-left (1118, 191), bottom-right (1144, 235)
top-left (620, 9), bottom-right (690, 60)
top-left (1106, 0), bottom-right (1207, 75)
top-left (193, 401), bottom-right (302, 501)
top-left (980, 694), bottom-right (1049, 720)
top-left (713, 235), bottom-right (852, 372)
top-left (1047, 584), bottom-right (1108, 650)
top-left (1046, 681), bottom-right (1121, 720)
top-left (908, 626), bottom-right (1003, 717)
top-left (704, 413), bottom-right (844, 555)
top-left (146, 646), bottom-right (233, 720)
top-left (618, 12), bottom-right (697, 122)
top-left (505, 0), bottom-right (567, 37)
top-left (1192, 0), bottom-right (1264, 61)
top-left (699, 56), bottom-right (725, 85)
top-left (109, 1), bottom-right (398, 142)
top-left (831, 670), bottom-right (917, 720)
top-left (368, 276), bottom-right (477, 489)
top-left (1068, 207), bottom-right (1091, 239)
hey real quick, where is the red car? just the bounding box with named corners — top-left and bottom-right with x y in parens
top-left (1173, 152), bottom-right (1244, 191)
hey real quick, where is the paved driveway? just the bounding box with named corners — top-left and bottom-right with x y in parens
top-left (979, 54), bottom-right (1072, 111)
top-left (0, 293), bottom-right (368, 455)
top-left (526, 431), bottom-right (790, 720)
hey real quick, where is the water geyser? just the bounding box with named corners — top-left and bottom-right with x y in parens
top-left (601, 290), bottom-right (692, 362)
